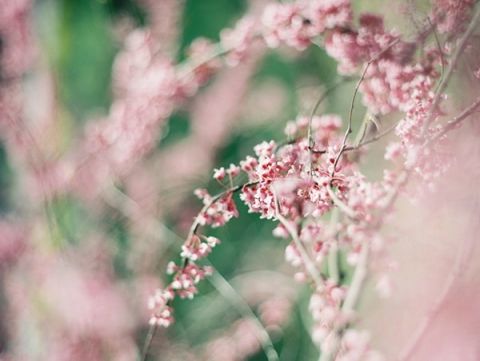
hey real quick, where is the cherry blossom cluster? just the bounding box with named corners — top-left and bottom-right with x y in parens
top-left (194, 189), bottom-right (240, 228)
top-left (0, 0), bottom-right (476, 359)
top-left (148, 257), bottom-right (215, 327)
top-left (147, 233), bottom-right (220, 326)
top-left (325, 13), bottom-right (441, 114)
top-left (238, 115), bottom-right (345, 221)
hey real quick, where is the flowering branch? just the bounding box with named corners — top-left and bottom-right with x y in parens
top-left (141, 1), bottom-right (480, 360)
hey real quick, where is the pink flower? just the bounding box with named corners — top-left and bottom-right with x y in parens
top-left (261, 3), bottom-right (312, 50)
top-left (213, 167), bottom-right (226, 180)
top-left (220, 17), bottom-right (257, 66)
top-left (148, 289), bottom-right (175, 327)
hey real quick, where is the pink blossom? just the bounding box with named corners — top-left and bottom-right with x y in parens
top-left (220, 17), bottom-right (257, 66)
top-left (148, 289), bottom-right (175, 327)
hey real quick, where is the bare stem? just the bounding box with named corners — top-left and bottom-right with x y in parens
top-left (140, 324), bottom-right (157, 361)
top-left (342, 244), bottom-right (370, 313)
top-left (274, 192), bottom-right (324, 287)
top-left (326, 184), bottom-right (357, 219)
top-left (424, 95), bottom-right (480, 147)
top-left (307, 77), bottom-right (355, 175)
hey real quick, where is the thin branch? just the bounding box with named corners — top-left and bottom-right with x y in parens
top-left (353, 112), bottom-right (371, 147)
top-left (326, 184), bottom-right (357, 219)
top-left (311, 121), bottom-right (396, 155)
top-left (422, 5), bottom-right (480, 133)
top-left (140, 324), bottom-right (157, 361)
top-left (137, 181), bottom-right (257, 359)
top-left (331, 39), bottom-right (400, 177)
top-left (424, 95), bottom-right (480, 147)
top-left (350, 121), bottom-right (397, 150)
top-left (428, 17), bottom-right (446, 92)
top-left (307, 77), bottom-right (355, 175)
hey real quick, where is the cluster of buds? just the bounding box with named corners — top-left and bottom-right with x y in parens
top-left (261, 0), bottom-right (352, 50)
top-left (148, 289), bottom-right (175, 327)
top-left (180, 235), bottom-right (221, 262)
top-left (194, 189), bottom-right (239, 228)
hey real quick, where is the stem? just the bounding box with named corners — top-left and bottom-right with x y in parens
top-left (327, 208), bottom-right (340, 285)
top-left (331, 39), bottom-right (400, 177)
top-left (424, 95), bottom-right (480, 147)
top-left (279, 213), bottom-right (324, 287)
top-left (318, 244), bottom-right (370, 361)
top-left (326, 184), bottom-right (357, 219)
top-left (274, 192), bottom-right (324, 287)
top-left (312, 121), bottom-right (397, 155)
top-left (341, 244), bottom-right (370, 313)
top-left (140, 324), bottom-right (157, 361)
top-left (208, 268), bottom-right (280, 361)
top-left (307, 77), bottom-right (355, 175)
top-left (188, 181), bottom-right (257, 239)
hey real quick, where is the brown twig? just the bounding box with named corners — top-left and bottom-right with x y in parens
top-left (312, 121), bottom-right (397, 155)
top-left (331, 39), bottom-right (400, 177)
top-left (307, 77), bottom-right (356, 175)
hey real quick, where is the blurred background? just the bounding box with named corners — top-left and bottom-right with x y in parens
top-left (1, 0), bottom-right (480, 360)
